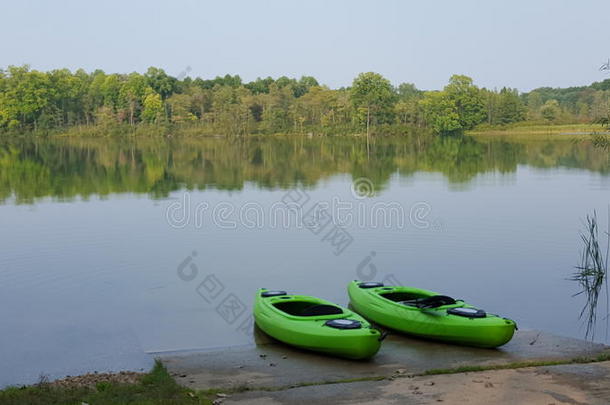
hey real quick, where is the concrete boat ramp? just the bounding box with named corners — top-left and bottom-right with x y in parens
top-left (159, 330), bottom-right (610, 404)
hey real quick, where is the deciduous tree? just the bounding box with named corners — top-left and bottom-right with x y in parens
top-left (350, 72), bottom-right (396, 140)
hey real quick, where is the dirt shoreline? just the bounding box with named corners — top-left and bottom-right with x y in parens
top-left (45, 370), bottom-right (144, 389)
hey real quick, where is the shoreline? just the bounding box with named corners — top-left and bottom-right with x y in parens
top-left (159, 329), bottom-right (609, 390)
top-left (3, 330), bottom-right (610, 404)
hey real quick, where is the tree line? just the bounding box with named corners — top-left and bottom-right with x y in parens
top-left (0, 65), bottom-right (608, 135)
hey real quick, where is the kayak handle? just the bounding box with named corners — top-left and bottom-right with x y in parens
top-left (378, 330), bottom-right (389, 341)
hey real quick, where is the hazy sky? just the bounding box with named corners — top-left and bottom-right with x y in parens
top-left (2, 0), bottom-right (610, 91)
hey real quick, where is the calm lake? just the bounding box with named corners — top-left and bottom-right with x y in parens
top-left (1, 134), bottom-right (609, 387)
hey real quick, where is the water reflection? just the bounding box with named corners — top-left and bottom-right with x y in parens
top-left (0, 134), bottom-right (608, 204)
top-left (1, 133), bottom-right (609, 387)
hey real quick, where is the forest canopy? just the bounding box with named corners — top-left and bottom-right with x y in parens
top-left (1, 65), bottom-right (609, 135)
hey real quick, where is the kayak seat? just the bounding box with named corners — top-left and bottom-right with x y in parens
top-left (300, 304), bottom-right (344, 316)
top-left (401, 295), bottom-right (457, 308)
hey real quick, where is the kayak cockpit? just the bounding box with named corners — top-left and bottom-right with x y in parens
top-left (378, 290), bottom-right (463, 309)
top-left (379, 291), bottom-right (430, 302)
top-left (273, 300), bottom-right (344, 316)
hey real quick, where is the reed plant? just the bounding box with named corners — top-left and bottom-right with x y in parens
top-left (572, 211), bottom-right (610, 339)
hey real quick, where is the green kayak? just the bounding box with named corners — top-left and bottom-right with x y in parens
top-left (254, 288), bottom-right (382, 359)
top-left (348, 281), bottom-right (516, 348)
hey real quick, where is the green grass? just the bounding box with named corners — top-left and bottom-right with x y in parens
top-left (468, 123), bottom-right (605, 139)
top-left (6, 120), bottom-right (607, 140)
top-left (0, 361), bottom-right (213, 405)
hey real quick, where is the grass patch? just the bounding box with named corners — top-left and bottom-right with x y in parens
top-left (468, 123), bottom-right (605, 139)
top-left (0, 360), bottom-right (213, 405)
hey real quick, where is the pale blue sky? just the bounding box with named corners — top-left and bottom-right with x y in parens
top-left (2, 0), bottom-right (609, 91)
